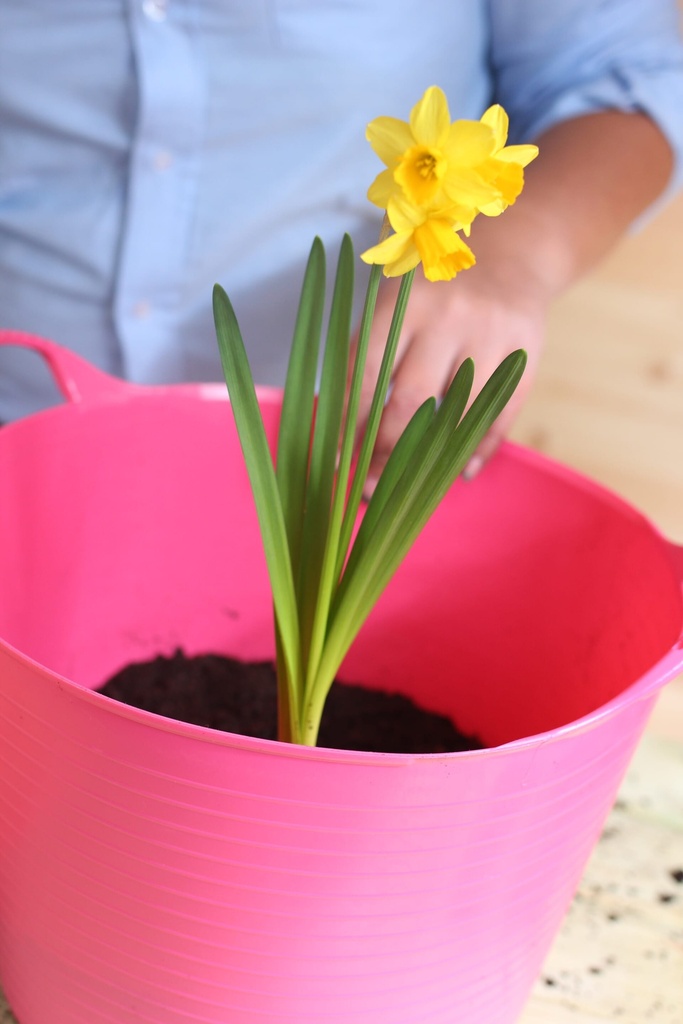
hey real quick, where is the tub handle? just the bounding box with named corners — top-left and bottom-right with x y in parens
top-left (0, 330), bottom-right (132, 405)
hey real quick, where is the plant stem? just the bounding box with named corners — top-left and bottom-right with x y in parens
top-left (300, 269), bottom-right (417, 745)
top-left (299, 263), bottom-right (382, 702)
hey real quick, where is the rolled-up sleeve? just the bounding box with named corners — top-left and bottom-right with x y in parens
top-left (488, 0), bottom-right (683, 192)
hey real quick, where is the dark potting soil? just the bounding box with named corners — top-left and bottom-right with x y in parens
top-left (99, 650), bottom-right (483, 754)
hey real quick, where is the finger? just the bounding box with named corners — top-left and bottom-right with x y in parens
top-left (462, 431), bottom-right (504, 481)
top-left (366, 326), bottom-right (460, 491)
top-left (462, 387), bottom-right (527, 480)
top-left (454, 328), bottom-right (539, 479)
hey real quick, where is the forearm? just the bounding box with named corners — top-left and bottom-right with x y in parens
top-left (359, 109), bottom-right (676, 484)
top-left (469, 110), bottom-right (675, 300)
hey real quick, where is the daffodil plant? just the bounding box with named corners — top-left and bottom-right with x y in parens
top-left (213, 86), bottom-right (538, 746)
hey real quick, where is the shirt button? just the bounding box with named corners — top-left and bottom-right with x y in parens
top-left (153, 150), bottom-right (173, 172)
top-left (142, 0), bottom-right (168, 21)
top-left (133, 300), bottom-right (151, 320)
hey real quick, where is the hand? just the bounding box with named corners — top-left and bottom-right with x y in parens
top-left (353, 218), bottom-right (549, 492)
top-left (352, 110), bottom-right (674, 494)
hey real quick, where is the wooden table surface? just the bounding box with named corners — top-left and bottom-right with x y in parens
top-left (2, 144), bottom-right (683, 1024)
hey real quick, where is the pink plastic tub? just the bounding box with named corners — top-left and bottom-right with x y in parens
top-left (0, 331), bottom-right (681, 1024)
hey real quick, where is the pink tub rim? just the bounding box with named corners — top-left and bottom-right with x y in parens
top-left (1, 329), bottom-right (681, 766)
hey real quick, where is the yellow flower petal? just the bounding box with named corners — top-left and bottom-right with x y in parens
top-left (481, 105), bottom-right (509, 149)
top-left (386, 194), bottom-right (425, 233)
top-left (382, 244), bottom-right (424, 278)
top-left (365, 116), bottom-right (415, 167)
top-left (409, 85), bottom-right (451, 147)
top-left (388, 193), bottom-right (476, 234)
top-left (496, 143), bottom-right (539, 168)
top-left (442, 169), bottom-right (501, 209)
top-left (444, 203), bottom-right (479, 232)
top-left (423, 248), bottom-right (476, 282)
top-left (414, 218), bottom-right (476, 282)
top-left (496, 159), bottom-right (525, 200)
top-left (360, 231), bottom-right (421, 277)
top-left (475, 157), bottom-right (528, 214)
top-left (443, 119), bottom-right (495, 165)
top-left (367, 168), bottom-right (398, 208)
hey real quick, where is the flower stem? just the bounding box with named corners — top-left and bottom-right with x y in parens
top-left (300, 268), bottom-right (417, 746)
top-left (334, 269), bottom-right (415, 580)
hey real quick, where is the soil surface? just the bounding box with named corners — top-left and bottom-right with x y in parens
top-left (100, 650), bottom-right (483, 754)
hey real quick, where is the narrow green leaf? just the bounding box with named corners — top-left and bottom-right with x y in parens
top-left (303, 360), bottom-right (473, 739)
top-left (376, 351), bottom-right (527, 560)
top-left (296, 235), bottom-right (354, 661)
top-left (338, 358), bottom-right (474, 598)
top-left (338, 395), bottom-right (437, 584)
top-left (323, 262), bottom-right (382, 587)
top-left (302, 258), bottom-right (383, 694)
top-left (276, 237), bottom-right (326, 576)
top-left (369, 349), bottom-right (527, 602)
top-left (443, 349), bottom-right (529, 470)
top-left (301, 395), bottom-right (436, 726)
top-left (318, 351), bottom-right (527, 690)
top-left (212, 284), bottom-right (302, 733)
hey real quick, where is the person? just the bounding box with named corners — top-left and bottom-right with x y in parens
top-left (1, 0), bottom-right (682, 482)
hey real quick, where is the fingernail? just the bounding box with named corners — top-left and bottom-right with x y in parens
top-left (463, 454), bottom-right (484, 481)
top-left (363, 475), bottom-right (378, 501)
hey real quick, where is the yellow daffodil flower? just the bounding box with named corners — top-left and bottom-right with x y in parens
top-left (475, 105), bottom-right (539, 216)
top-left (362, 89), bottom-right (539, 280)
top-left (361, 195), bottom-right (476, 282)
top-left (366, 88), bottom-right (539, 226)
top-left (366, 86), bottom-right (499, 216)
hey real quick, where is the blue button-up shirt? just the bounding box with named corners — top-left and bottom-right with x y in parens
top-left (1, 0), bottom-right (683, 420)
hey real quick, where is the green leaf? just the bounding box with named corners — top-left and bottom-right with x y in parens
top-left (301, 395), bottom-right (436, 732)
top-left (338, 395), bottom-right (438, 587)
top-left (337, 358), bottom-right (474, 610)
top-left (370, 349), bottom-right (527, 602)
top-left (324, 262), bottom-right (383, 587)
top-left (363, 352), bottom-right (526, 590)
top-left (302, 260), bottom-right (383, 694)
top-left (297, 234), bottom-right (354, 662)
top-left (212, 284), bottom-right (302, 734)
top-left (215, 235), bottom-right (527, 749)
top-left (276, 237), bottom-right (326, 577)
top-left (317, 351), bottom-right (527, 692)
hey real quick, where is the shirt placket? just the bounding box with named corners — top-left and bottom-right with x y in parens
top-left (115, 0), bottom-right (204, 383)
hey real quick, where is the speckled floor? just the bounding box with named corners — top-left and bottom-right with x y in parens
top-left (521, 734), bottom-right (683, 1024)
